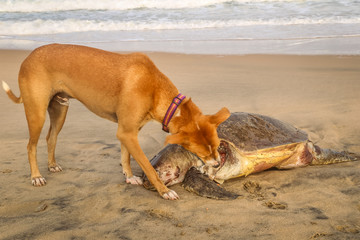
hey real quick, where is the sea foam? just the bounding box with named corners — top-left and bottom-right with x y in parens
top-left (1, 17), bottom-right (360, 35)
top-left (1, 0), bottom-right (359, 54)
top-left (1, 0), bottom-right (230, 12)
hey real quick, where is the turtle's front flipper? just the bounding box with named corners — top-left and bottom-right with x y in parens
top-left (182, 167), bottom-right (239, 200)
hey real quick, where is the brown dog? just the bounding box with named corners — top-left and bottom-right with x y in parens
top-left (2, 44), bottom-right (230, 200)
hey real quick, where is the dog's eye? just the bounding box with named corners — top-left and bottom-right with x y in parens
top-left (199, 153), bottom-right (214, 161)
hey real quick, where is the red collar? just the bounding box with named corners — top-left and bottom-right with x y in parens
top-left (162, 93), bottom-right (186, 133)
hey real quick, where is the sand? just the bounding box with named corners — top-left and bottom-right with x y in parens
top-left (0, 49), bottom-right (359, 240)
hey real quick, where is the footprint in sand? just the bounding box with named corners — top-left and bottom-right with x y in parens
top-left (243, 180), bottom-right (264, 199)
top-left (243, 180), bottom-right (288, 210)
top-left (335, 225), bottom-right (359, 234)
top-left (262, 201), bottom-right (287, 210)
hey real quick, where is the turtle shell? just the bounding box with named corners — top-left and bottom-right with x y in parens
top-left (217, 112), bottom-right (308, 151)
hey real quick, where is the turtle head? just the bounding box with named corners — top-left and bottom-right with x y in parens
top-left (199, 140), bottom-right (239, 181)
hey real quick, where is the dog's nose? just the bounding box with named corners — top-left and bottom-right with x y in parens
top-left (205, 158), bottom-right (220, 168)
top-left (212, 162), bottom-right (220, 168)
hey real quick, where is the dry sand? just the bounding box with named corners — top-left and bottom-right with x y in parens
top-left (0, 49), bottom-right (359, 240)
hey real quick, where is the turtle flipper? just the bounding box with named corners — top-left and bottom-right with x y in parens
top-left (181, 167), bottom-right (239, 200)
top-left (312, 147), bottom-right (359, 165)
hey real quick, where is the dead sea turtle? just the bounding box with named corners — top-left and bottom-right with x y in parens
top-left (143, 112), bottom-right (358, 199)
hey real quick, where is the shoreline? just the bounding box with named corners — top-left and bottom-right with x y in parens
top-left (1, 35), bottom-right (360, 55)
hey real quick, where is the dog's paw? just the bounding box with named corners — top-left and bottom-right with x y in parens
top-left (126, 176), bottom-right (143, 185)
top-left (49, 164), bottom-right (63, 173)
top-left (162, 190), bottom-right (179, 200)
top-left (32, 177), bottom-right (47, 186)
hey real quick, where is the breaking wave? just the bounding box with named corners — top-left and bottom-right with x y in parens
top-left (4, 0), bottom-right (233, 12)
top-left (2, 17), bottom-right (360, 35)
top-left (0, 0), bottom-right (315, 12)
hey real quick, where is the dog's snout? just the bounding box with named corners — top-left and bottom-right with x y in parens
top-left (212, 162), bottom-right (220, 168)
top-left (205, 158), bottom-right (220, 168)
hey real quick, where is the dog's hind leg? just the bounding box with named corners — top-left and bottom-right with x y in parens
top-left (121, 143), bottom-right (143, 185)
top-left (23, 94), bottom-right (49, 186)
top-left (46, 96), bottom-right (69, 173)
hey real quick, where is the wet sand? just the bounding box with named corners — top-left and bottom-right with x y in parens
top-left (0, 49), bottom-right (359, 239)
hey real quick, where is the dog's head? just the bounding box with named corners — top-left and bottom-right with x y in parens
top-left (165, 99), bottom-right (230, 166)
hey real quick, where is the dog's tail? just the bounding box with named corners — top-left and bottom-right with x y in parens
top-left (2, 81), bottom-right (22, 104)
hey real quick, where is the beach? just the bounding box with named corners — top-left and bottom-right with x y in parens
top-left (0, 49), bottom-right (359, 239)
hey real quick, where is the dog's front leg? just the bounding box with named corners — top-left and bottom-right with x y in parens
top-left (117, 130), bottom-right (179, 200)
top-left (120, 143), bottom-right (143, 185)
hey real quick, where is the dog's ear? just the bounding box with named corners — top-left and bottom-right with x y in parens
top-left (208, 107), bottom-right (230, 127)
top-left (165, 132), bottom-right (188, 146)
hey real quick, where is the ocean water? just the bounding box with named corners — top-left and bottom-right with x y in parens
top-left (0, 0), bottom-right (359, 54)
